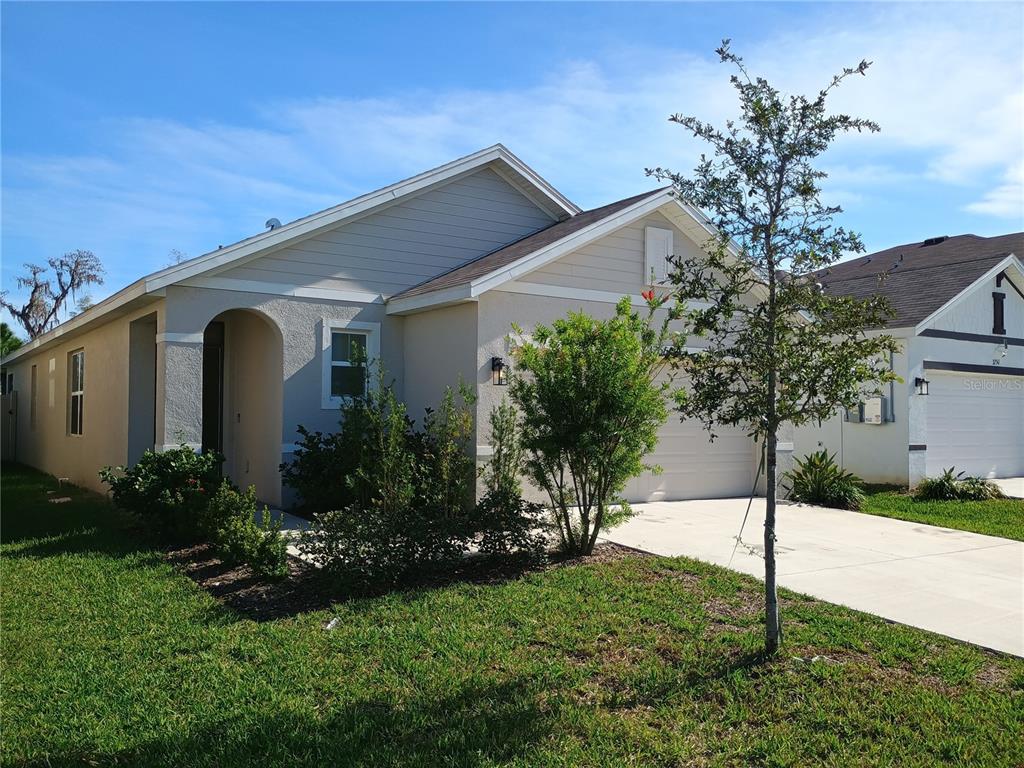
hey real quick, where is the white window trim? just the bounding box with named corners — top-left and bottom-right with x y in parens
top-left (68, 349), bottom-right (84, 436)
top-left (321, 319), bottom-right (380, 409)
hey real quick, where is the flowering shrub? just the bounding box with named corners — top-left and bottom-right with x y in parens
top-left (100, 446), bottom-right (222, 537)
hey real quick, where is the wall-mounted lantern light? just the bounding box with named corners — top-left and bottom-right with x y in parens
top-left (491, 356), bottom-right (508, 386)
top-left (914, 377), bottom-right (930, 396)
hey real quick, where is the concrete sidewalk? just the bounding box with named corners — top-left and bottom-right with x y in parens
top-left (603, 498), bottom-right (1024, 656)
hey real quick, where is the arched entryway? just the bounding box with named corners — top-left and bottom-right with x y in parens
top-left (202, 309), bottom-right (284, 506)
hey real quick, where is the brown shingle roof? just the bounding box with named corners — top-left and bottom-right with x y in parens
top-left (817, 233), bottom-right (1023, 328)
top-left (392, 189), bottom-right (667, 300)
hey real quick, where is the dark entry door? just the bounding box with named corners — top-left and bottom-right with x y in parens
top-left (201, 322), bottom-right (225, 454)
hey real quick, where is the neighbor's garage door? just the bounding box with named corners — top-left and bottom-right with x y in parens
top-left (624, 416), bottom-right (756, 502)
top-left (926, 372), bottom-right (1024, 478)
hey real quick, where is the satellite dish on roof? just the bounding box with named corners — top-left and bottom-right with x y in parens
top-left (265, 218), bottom-right (282, 231)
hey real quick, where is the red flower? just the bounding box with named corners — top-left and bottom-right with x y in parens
top-left (641, 289), bottom-right (654, 302)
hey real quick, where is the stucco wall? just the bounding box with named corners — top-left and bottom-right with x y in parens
top-left (402, 302), bottom-right (478, 431)
top-left (6, 301), bottom-right (165, 493)
top-left (792, 336), bottom-right (912, 485)
top-left (220, 310), bottom-right (284, 505)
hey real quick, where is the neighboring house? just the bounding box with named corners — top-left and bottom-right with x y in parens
top-left (794, 233), bottom-right (1024, 486)
top-left (2, 145), bottom-right (775, 507)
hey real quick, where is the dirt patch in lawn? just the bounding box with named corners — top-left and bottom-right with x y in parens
top-left (167, 541), bottom-right (647, 622)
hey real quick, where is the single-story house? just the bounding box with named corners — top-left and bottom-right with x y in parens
top-left (2, 145), bottom-right (779, 507)
top-left (794, 233), bottom-right (1024, 486)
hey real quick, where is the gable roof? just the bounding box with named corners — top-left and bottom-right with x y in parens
top-left (817, 232), bottom-right (1024, 329)
top-left (391, 188), bottom-right (667, 302)
top-left (3, 145), bottom-right (579, 364)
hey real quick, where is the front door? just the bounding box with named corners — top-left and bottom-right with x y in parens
top-left (201, 321), bottom-right (225, 455)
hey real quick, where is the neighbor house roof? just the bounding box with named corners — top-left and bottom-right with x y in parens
top-left (817, 232), bottom-right (1024, 329)
top-left (392, 188), bottom-right (667, 301)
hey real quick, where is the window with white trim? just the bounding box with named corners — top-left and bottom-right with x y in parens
top-left (644, 226), bottom-right (673, 286)
top-left (321, 320), bottom-right (380, 408)
top-left (68, 349), bottom-right (84, 435)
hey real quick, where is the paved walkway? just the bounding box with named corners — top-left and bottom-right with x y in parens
top-left (603, 498), bottom-right (1024, 656)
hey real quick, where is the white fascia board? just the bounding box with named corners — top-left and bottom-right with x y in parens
top-left (385, 283), bottom-right (476, 315)
top-left (145, 145), bottom-right (578, 293)
top-left (468, 191), bottom-right (675, 297)
top-left (913, 254), bottom-right (1021, 335)
top-left (490, 144), bottom-right (581, 217)
top-left (1, 280), bottom-right (157, 365)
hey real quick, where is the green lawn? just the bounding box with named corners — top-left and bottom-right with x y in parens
top-left (2, 464), bottom-right (1022, 767)
top-left (861, 486), bottom-right (1024, 541)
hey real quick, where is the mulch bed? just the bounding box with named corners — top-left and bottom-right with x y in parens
top-left (166, 541), bottom-right (648, 622)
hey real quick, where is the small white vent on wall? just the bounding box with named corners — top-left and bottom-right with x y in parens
top-left (644, 226), bottom-right (673, 286)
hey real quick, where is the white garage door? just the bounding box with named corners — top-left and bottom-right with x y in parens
top-left (926, 372), bottom-right (1024, 478)
top-left (625, 416), bottom-right (756, 502)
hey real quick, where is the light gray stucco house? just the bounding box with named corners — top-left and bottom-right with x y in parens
top-left (794, 233), bottom-right (1024, 486)
top-left (2, 145), bottom-right (774, 507)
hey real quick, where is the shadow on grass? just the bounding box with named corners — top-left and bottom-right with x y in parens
top-left (23, 677), bottom-right (555, 768)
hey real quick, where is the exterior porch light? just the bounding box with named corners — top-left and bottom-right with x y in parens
top-left (914, 377), bottom-right (929, 396)
top-left (491, 356), bottom-right (508, 386)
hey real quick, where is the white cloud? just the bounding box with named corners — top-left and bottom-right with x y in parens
top-left (2, 3), bottom-right (1021, 303)
top-left (965, 161), bottom-right (1024, 219)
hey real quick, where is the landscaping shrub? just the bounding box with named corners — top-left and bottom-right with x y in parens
top-left (510, 297), bottom-right (668, 555)
top-left (99, 446), bottom-right (222, 537)
top-left (783, 450), bottom-right (865, 510)
top-left (298, 383), bottom-right (478, 586)
top-left (279, 426), bottom-right (353, 516)
top-left (914, 468), bottom-right (1005, 502)
top-left (203, 482), bottom-right (289, 579)
top-left (472, 401), bottom-right (547, 560)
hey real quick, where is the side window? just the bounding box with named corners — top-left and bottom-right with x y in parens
top-left (321, 321), bottom-right (380, 408)
top-left (329, 332), bottom-right (368, 399)
top-left (69, 349), bottom-right (84, 435)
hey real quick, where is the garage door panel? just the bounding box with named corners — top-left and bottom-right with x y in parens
top-left (626, 418), bottom-right (755, 502)
top-left (925, 373), bottom-right (1024, 478)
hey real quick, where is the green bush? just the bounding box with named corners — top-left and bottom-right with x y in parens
top-left (203, 482), bottom-right (289, 579)
top-left (914, 468), bottom-right (1005, 502)
top-left (472, 401), bottom-right (548, 560)
top-left (784, 450), bottom-right (865, 510)
top-left (510, 298), bottom-right (668, 555)
top-left (298, 383), bottom-right (477, 586)
top-left (99, 446), bottom-right (222, 537)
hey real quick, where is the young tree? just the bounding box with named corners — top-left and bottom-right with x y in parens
top-left (1, 250), bottom-right (104, 339)
top-left (509, 298), bottom-right (669, 555)
top-left (649, 42), bottom-right (899, 653)
top-left (0, 323), bottom-right (23, 358)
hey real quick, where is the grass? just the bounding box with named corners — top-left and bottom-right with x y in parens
top-left (860, 485), bottom-right (1024, 541)
top-left (2, 463), bottom-right (1023, 768)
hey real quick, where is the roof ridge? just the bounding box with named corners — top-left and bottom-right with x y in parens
top-left (823, 252), bottom-right (1012, 283)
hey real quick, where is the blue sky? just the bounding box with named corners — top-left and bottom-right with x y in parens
top-left (2, 2), bottom-right (1022, 312)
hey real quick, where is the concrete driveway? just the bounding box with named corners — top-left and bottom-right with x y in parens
top-left (604, 498), bottom-right (1024, 656)
top-left (994, 477), bottom-right (1024, 498)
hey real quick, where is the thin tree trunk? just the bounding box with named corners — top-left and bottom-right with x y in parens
top-left (764, 429), bottom-right (782, 654)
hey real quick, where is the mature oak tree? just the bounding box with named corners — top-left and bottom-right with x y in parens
top-left (650, 42), bottom-right (899, 653)
top-left (1, 250), bottom-right (104, 339)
